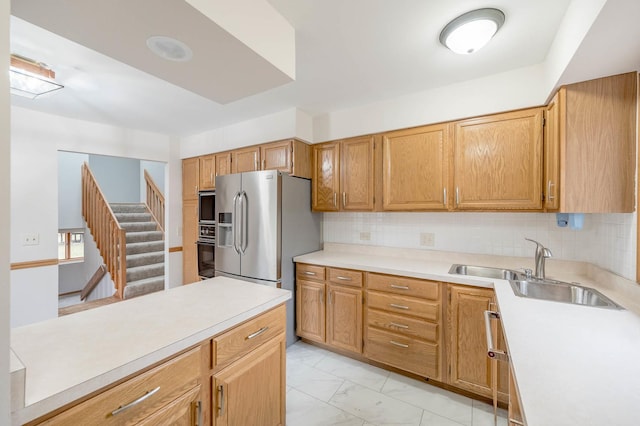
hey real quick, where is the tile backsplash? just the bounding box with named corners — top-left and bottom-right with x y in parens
top-left (322, 212), bottom-right (637, 280)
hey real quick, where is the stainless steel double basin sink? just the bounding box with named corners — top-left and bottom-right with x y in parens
top-left (448, 264), bottom-right (622, 309)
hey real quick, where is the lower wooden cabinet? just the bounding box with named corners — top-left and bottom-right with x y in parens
top-left (447, 284), bottom-right (508, 403)
top-left (327, 284), bottom-right (362, 353)
top-left (296, 279), bottom-right (326, 343)
top-left (137, 385), bottom-right (202, 426)
top-left (508, 366), bottom-right (525, 425)
top-left (213, 336), bottom-right (286, 426)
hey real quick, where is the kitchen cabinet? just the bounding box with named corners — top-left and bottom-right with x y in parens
top-left (212, 305), bottom-right (286, 426)
top-left (295, 263), bottom-right (363, 355)
top-left (447, 285), bottom-right (508, 403)
top-left (182, 199), bottom-right (199, 285)
top-left (544, 72), bottom-right (637, 213)
top-left (232, 146), bottom-right (260, 174)
top-left (216, 152), bottom-right (232, 178)
top-left (199, 154), bottom-right (216, 190)
top-left (382, 123), bottom-right (452, 210)
top-left (182, 157), bottom-right (199, 201)
top-left (508, 366), bottom-right (525, 425)
top-left (260, 139), bottom-right (311, 178)
top-left (453, 108), bottom-right (543, 210)
top-left (312, 136), bottom-right (375, 212)
top-left (365, 273), bottom-right (442, 380)
top-left (35, 347), bottom-right (203, 426)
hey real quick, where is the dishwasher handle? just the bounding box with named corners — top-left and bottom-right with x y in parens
top-left (484, 310), bottom-right (509, 362)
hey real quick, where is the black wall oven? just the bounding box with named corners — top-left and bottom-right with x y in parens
top-left (197, 191), bottom-right (216, 278)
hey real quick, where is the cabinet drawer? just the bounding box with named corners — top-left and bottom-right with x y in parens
top-left (367, 309), bottom-right (438, 343)
top-left (38, 347), bottom-right (201, 425)
top-left (296, 263), bottom-right (325, 282)
top-left (366, 327), bottom-right (439, 379)
top-left (328, 268), bottom-right (363, 288)
top-left (214, 305), bottom-right (285, 368)
top-left (368, 291), bottom-right (439, 322)
top-left (367, 273), bottom-right (440, 300)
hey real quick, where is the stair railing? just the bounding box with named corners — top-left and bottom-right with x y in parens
top-left (81, 162), bottom-right (127, 299)
top-left (144, 170), bottom-right (165, 233)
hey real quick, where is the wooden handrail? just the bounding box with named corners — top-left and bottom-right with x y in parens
top-left (80, 264), bottom-right (107, 301)
top-left (144, 170), bottom-right (165, 233)
top-left (81, 163), bottom-right (127, 299)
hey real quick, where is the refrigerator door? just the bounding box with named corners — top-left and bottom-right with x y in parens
top-left (215, 173), bottom-right (242, 276)
top-left (240, 170), bottom-right (280, 281)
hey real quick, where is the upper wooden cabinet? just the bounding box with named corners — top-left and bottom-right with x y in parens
top-left (312, 136), bottom-right (375, 212)
top-left (182, 157), bottom-right (199, 201)
top-left (216, 152), bottom-right (232, 178)
top-left (545, 72), bottom-right (637, 213)
top-left (260, 139), bottom-right (312, 178)
top-left (453, 108), bottom-right (543, 210)
top-left (199, 154), bottom-right (216, 190)
top-left (232, 146), bottom-right (260, 174)
top-left (382, 124), bottom-right (451, 211)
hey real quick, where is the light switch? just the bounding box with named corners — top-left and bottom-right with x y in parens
top-left (23, 233), bottom-right (39, 246)
top-left (420, 232), bottom-right (435, 247)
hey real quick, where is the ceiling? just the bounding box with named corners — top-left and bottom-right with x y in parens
top-left (7, 0), bottom-right (623, 138)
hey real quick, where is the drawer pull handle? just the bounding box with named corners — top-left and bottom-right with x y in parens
top-left (336, 276), bottom-right (352, 281)
top-left (303, 271), bottom-right (316, 276)
top-left (484, 310), bottom-right (509, 362)
top-left (390, 284), bottom-right (409, 290)
top-left (218, 385), bottom-right (225, 416)
top-left (389, 322), bottom-right (409, 329)
top-left (247, 326), bottom-right (269, 340)
top-left (390, 303), bottom-right (409, 310)
top-left (111, 386), bottom-right (160, 416)
top-left (390, 340), bottom-right (409, 348)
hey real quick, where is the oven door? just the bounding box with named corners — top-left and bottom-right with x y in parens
top-left (196, 241), bottom-right (216, 279)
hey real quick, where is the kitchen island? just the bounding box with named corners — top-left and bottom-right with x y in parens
top-left (294, 243), bottom-right (640, 426)
top-left (10, 277), bottom-right (290, 425)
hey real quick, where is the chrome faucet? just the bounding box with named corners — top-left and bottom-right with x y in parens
top-left (525, 238), bottom-right (552, 280)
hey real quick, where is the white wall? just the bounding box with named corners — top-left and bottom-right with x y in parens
top-left (323, 212), bottom-right (636, 281)
top-left (58, 151), bottom-right (88, 230)
top-left (167, 138), bottom-right (183, 288)
top-left (1, 0), bottom-right (11, 421)
top-left (10, 107), bottom-right (172, 327)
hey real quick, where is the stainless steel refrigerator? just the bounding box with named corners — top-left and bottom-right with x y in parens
top-left (215, 170), bottom-right (322, 346)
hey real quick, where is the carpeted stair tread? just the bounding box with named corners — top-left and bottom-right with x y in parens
top-left (123, 277), bottom-right (164, 299)
top-left (126, 251), bottom-right (164, 268)
top-left (126, 262), bottom-right (164, 282)
top-left (126, 231), bottom-right (163, 244)
top-left (110, 203), bottom-right (149, 214)
top-left (114, 212), bottom-right (153, 222)
top-left (120, 221), bottom-right (158, 232)
top-left (126, 241), bottom-right (164, 255)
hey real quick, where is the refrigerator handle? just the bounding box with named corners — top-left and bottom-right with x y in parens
top-left (232, 192), bottom-right (241, 254)
top-left (240, 191), bottom-right (249, 254)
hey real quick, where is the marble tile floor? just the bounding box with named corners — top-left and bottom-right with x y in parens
top-left (286, 340), bottom-right (507, 426)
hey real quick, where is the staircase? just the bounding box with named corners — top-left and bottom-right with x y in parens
top-left (111, 203), bottom-right (165, 299)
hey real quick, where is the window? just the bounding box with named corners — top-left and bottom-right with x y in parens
top-left (58, 230), bottom-right (84, 261)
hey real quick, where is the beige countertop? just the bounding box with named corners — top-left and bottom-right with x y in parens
top-left (10, 277), bottom-right (291, 425)
top-left (295, 243), bottom-right (640, 426)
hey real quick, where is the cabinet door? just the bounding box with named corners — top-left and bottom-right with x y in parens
top-left (341, 136), bottom-right (374, 211)
top-left (216, 152), bottom-right (232, 178)
top-left (261, 140), bottom-right (291, 173)
top-left (199, 155), bottom-right (216, 190)
top-left (291, 140), bottom-right (312, 179)
top-left (137, 385), bottom-right (201, 426)
top-left (182, 158), bottom-right (199, 201)
top-left (448, 285), bottom-right (507, 402)
top-left (544, 91), bottom-right (561, 211)
top-left (327, 285), bottom-right (362, 354)
top-left (296, 280), bottom-right (326, 343)
top-left (214, 336), bottom-right (285, 426)
top-left (382, 124), bottom-right (450, 210)
top-left (454, 108), bottom-right (543, 210)
top-left (232, 147), bottom-right (260, 173)
top-left (312, 142), bottom-right (340, 211)
top-left (183, 199), bottom-right (199, 285)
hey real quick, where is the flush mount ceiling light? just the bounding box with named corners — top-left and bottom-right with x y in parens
top-left (10, 54), bottom-right (64, 99)
top-left (439, 8), bottom-right (505, 55)
top-left (146, 36), bottom-right (193, 62)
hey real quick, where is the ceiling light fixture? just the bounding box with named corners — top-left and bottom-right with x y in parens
top-left (146, 36), bottom-right (193, 62)
top-left (439, 8), bottom-right (505, 55)
top-left (10, 54), bottom-right (64, 99)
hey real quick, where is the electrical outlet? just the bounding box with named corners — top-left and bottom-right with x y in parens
top-left (23, 233), bottom-right (39, 246)
top-left (359, 231), bottom-right (371, 241)
top-left (420, 232), bottom-right (435, 247)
